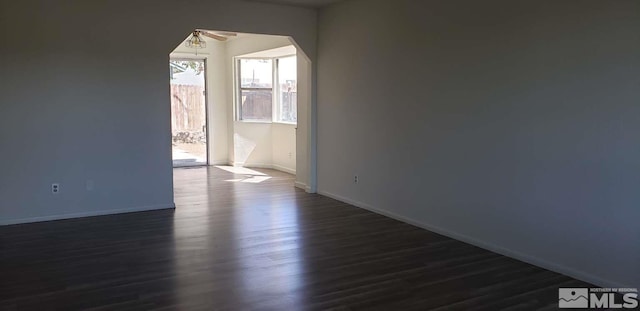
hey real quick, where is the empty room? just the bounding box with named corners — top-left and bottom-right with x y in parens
top-left (0, 0), bottom-right (638, 310)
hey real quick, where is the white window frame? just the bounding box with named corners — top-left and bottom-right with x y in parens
top-left (235, 55), bottom-right (297, 124)
top-left (274, 56), bottom-right (298, 125)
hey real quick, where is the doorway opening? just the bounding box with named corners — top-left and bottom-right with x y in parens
top-left (170, 58), bottom-right (208, 167)
top-left (169, 29), bottom-right (314, 195)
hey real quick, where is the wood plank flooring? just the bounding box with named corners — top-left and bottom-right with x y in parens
top-left (0, 166), bottom-right (592, 310)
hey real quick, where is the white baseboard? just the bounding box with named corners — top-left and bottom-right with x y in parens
top-left (0, 203), bottom-right (176, 226)
top-left (271, 164), bottom-right (296, 175)
top-left (209, 161), bottom-right (229, 166)
top-left (317, 190), bottom-right (626, 289)
top-left (231, 162), bottom-right (296, 175)
top-left (295, 181), bottom-right (312, 193)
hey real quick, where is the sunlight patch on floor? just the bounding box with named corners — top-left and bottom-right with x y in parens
top-left (215, 166), bottom-right (268, 176)
top-left (225, 176), bottom-right (272, 183)
top-left (216, 166), bottom-right (272, 183)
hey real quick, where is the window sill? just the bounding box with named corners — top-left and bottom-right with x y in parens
top-left (236, 120), bottom-right (298, 126)
top-left (237, 120), bottom-right (272, 124)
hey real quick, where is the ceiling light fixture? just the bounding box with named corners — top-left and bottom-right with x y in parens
top-left (186, 31), bottom-right (206, 50)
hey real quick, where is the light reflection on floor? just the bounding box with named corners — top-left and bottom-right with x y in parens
top-left (172, 166), bottom-right (303, 308)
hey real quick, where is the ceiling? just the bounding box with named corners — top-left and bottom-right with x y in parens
top-left (246, 0), bottom-right (346, 8)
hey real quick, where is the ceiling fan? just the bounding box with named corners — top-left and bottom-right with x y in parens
top-left (186, 30), bottom-right (237, 49)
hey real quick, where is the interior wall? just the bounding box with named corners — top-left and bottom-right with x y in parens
top-left (295, 51), bottom-right (312, 191)
top-left (272, 123), bottom-right (297, 174)
top-left (318, 0), bottom-right (640, 288)
top-left (0, 0), bottom-right (316, 225)
top-left (232, 122), bottom-right (274, 167)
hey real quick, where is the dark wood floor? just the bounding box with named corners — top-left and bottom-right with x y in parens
top-left (0, 166), bottom-right (592, 310)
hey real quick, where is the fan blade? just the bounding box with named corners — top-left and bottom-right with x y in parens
top-left (213, 31), bottom-right (237, 37)
top-left (198, 31), bottom-right (227, 41)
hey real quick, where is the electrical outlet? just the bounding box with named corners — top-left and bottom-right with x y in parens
top-left (354, 175), bottom-right (359, 184)
top-left (288, 152), bottom-right (293, 158)
top-left (51, 183), bottom-right (60, 194)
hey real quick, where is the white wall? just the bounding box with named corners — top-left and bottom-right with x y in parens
top-left (229, 122), bottom-right (297, 175)
top-left (272, 123), bottom-right (297, 174)
top-left (318, 0), bottom-right (640, 288)
top-left (295, 52), bottom-right (313, 191)
top-left (232, 122), bottom-right (274, 167)
top-left (0, 0), bottom-right (316, 225)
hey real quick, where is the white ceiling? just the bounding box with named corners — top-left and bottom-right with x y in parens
top-left (246, 0), bottom-right (345, 8)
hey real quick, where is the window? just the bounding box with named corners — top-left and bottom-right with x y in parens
top-left (276, 56), bottom-right (297, 123)
top-left (238, 59), bottom-right (273, 122)
top-left (236, 56), bottom-right (297, 124)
